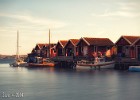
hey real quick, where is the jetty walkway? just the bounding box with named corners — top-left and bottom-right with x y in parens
top-left (51, 56), bottom-right (140, 70)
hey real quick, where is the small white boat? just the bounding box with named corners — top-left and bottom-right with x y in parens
top-left (10, 59), bottom-right (28, 67)
top-left (129, 66), bottom-right (140, 72)
top-left (10, 31), bottom-right (28, 67)
top-left (76, 57), bottom-right (115, 69)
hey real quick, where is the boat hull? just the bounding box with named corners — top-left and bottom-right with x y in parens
top-left (28, 63), bottom-right (55, 67)
top-left (18, 62), bottom-right (28, 67)
top-left (10, 61), bottom-right (28, 67)
top-left (129, 66), bottom-right (140, 72)
top-left (76, 61), bottom-right (115, 69)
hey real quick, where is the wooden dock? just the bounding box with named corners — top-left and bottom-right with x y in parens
top-left (115, 58), bottom-right (140, 70)
top-left (51, 56), bottom-right (92, 68)
top-left (51, 56), bottom-right (140, 70)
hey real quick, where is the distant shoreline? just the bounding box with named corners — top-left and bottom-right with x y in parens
top-left (0, 58), bottom-right (15, 64)
top-left (0, 55), bottom-right (27, 59)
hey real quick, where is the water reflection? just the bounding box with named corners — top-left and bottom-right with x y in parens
top-left (27, 67), bottom-right (55, 72)
top-left (1, 64), bottom-right (140, 100)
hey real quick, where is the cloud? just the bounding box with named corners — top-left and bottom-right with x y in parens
top-left (119, 2), bottom-right (140, 10)
top-left (92, 11), bottom-right (140, 18)
top-left (92, 1), bottom-right (140, 18)
top-left (0, 13), bottom-right (67, 29)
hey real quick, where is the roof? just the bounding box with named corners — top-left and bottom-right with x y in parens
top-left (64, 39), bottom-right (79, 48)
top-left (43, 44), bottom-right (49, 47)
top-left (56, 40), bottom-right (68, 48)
top-left (60, 40), bottom-right (68, 47)
top-left (123, 36), bottom-right (140, 44)
top-left (131, 38), bottom-right (140, 45)
top-left (70, 39), bottom-right (79, 46)
top-left (36, 43), bottom-right (46, 49)
top-left (115, 35), bottom-right (140, 45)
top-left (36, 43), bottom-right (56, 48)
top-left (80, 37), bottom-right (114, 46)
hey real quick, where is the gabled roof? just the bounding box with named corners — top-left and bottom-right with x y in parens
top-left (123, 36), bottom-right (140, 44)
top-left (78, 37), bottom-right (114, 46)
top-left (36, 43), bottom-right (56, 48)
top-left (56, 40), bottom-right (68, 48)
top-left (60, 40), bottom-right (68, 47)
top-left (131, 38), bottom-right (140, 46)
top-left (65, 39), bottom-right (79, 47)
top-left (35, 43), bottom-right (46, 49)
top-left (70, 39), bottom-right (79, 46)
top-left (115, 35), bottom-right (140, 45)
top-left (43, 44), bottom-right (49, 47)
top-left (43, 43), bottom-right (56, 47)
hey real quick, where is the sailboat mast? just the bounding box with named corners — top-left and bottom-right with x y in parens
top-left (48, 29), bottom-right (50, 58)
top-left (16, 30), bottom-right (19, 59)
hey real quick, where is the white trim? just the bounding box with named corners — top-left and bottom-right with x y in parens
top-left (64, 39), bottom-right (78, 48)
top-left (75, 37), bottom-right (90, 46)
top-left (59, 41), bottom-right (65, 48)
top-left (115, 36), bottom-right (131, 45)
top-left (82, 37), bottom-right (90, 46)
top-left (55, 41), bottom-right (59, 49)
top-left (115, 36), bottom-right (122, 45)
top-left (56, 41), bottom-right (65, 48)
top-left (70, 39), bottom-right (75, 46)
top-left (76, 37), bottom-right (82, 46)
top-left (64, 40), bottom-right (70, 48)
top-left (131, 38), bottom-right (140, 46)
top-left (123, 36), bottom-right (132, 45)
top-left (35, 44), bottom-right (41, 50)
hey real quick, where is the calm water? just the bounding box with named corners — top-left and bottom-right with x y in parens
top-left (0, 59), bottom-right (140, 100)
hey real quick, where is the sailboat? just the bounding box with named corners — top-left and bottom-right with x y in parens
top-left (28, 29), bottom-right (55, 67)
top-left (10, 31), bottom-right (28, 67)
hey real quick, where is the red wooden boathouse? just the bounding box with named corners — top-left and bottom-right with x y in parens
top-left (76, 37), bottom-right (114, 57)
top-left (55, 40), bottom-right (68, 56)
top-left (64, 39), bottom-right (79, 56)
top-left (115, 35), bottom-right (140, 60)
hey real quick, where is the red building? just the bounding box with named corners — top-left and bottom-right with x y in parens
top-left (42, 44), bottom-right (56, 58)
top-left (64, 39), bottom-right (79, 56)
top-left (134, 38), bottom-right (140, 60)
top-left (55, 40), bottom-right (68, 56)
top-left (34, 43), bottom-right (45, 57)
top-left (28, 43), bottom-right (56, 58)
top-left (76, 37), bottom-right (114, 57)
top-left (115, 35), bottom-right (140, 59)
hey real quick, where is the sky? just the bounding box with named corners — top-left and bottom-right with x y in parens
top-left (0, 0), bottom-right (140, 55)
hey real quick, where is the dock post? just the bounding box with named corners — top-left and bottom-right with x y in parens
top-left (98, 66), bottom-right (101, 70)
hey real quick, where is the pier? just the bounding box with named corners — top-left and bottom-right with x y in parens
top-left (27, 35), bottom-right (140, 70)
top-left (51, 56), bottom-right (140, 70)
top-left (115, 58), bottom-right (140, 70)
top-left (51, 56), bottom-right (87, 68)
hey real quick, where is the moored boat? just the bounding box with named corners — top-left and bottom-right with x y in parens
top-left (28, 29), bottom-right (55, 67)
top-left (10, 30), bottom-right (28, 67)
top-left (28, 62), bottom-right (54, 67)
top-left (129, 66), bottom-right (140, 72)
top-left (10, 59), bottom-right (28, 67)
top-left (76, 57), bottom-right (115, 69)
top-left (27, 57), bottom-right (55, 67)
